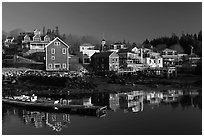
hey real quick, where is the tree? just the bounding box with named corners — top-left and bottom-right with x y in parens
top-left (169, 44), bottom-right (184, 53)
top-left (55, 26), bottom-right (59, 36)
top-left (155, 44), bottom-right (167, 52)
top-left (43, 26), bottom-right (46, 35)
top-left (143, 39), bottom-right (150, 45)
top-left (198, 31), bottom-right (202, 41)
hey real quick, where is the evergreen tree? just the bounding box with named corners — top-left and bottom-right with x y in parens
top-left (198, 31), bottom-right (202, 41)
top-left (43, 26), bottom-right (46, 35)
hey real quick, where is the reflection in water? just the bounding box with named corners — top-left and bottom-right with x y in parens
top-left (109, 91), bottom-right (144, 113)
top-left (45, 113), bottom-right (70, 132)
top-left (2, 89), bottom-right (201, 133)
top-left (108, 89), bottom-right (201, 112)
top-left (3, 106), bottom-right (71, 132)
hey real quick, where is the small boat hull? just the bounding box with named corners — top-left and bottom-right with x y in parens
top-left (2, 98), bottom-right (107, 117)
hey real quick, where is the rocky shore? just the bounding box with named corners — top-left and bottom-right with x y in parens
top-left (2, 68), bottom-right (202, 98)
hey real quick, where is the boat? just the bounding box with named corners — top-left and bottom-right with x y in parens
top-left (2, 96), bottom-right (107, 117)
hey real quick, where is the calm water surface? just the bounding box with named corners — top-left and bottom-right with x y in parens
top-left (2, 89), bottom-right (202, 135)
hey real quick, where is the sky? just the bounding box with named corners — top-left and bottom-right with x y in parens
top-left (2, 2), bottom-right (202, 43)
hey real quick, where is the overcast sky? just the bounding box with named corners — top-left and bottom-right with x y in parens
top-left (2, 2), bottom-right (202, 43)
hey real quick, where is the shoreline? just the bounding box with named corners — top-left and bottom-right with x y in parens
top-left (2, 67), bottom-right (202, 97)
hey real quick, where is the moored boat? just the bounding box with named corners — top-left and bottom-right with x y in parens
top-left (2, 96), bottom-right (107, 117)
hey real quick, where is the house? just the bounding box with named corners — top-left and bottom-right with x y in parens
top-left (117, 49), bottom-right (143, 72)
top-left (144, 52), bottom-right (163, 68)
top-left (108, 42), bottom-right (128, 52)
top-left (161, 48), bottom-right (178, 68)
top-left (21, 29), bottom-right (51, 52)
top-left (45, 37), bottom-right (69, 71)
top-left (91, 51), bottom-right (119, 72)
top-left (79, 43), bottom-right (100, 64)
top-left (131, 46), bottom-right (140, 54)
top-left (4, 36), bottom-right (15, 47)
top-left (80, 43), bottom-right (95, 52)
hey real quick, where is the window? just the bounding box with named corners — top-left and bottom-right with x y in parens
top-left (101, 64), bottom-right (104, 69)
top-left (51, 56), bottom-right (55, 60)
top-left (51, 48), bottom-right (55, 54)
top-left (45, 38), bottom-right (50, 41)
top-left (54, 41), bottom-right (60, 46)
top-left (54, 64), bottom-right (61, 69)
top-left (34, 38), bottom-right (40, 41)
top-left (62, 48), bottom-right (66, 54)
top-left (168, 52), bottom-right (173, 55)
top-left (49, 64), bottom-right (52, 69)
top-left (158, 60), bottom-right (160, 63)
top-left (63, 63), bottom-right (66, 69)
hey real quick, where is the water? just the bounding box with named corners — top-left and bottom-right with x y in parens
top-left (2, 89), bottom-right (202, 135)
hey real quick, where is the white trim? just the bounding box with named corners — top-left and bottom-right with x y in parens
top-left (49, 63), bottom-right (52, 69)
top-left (46, 46), bottom-right (48, 71)
top-left (62, 63), bottom-right (66, 69)
top-left (45, 37), bottom-right (69, 48)
top-left (51, 56), bottom-right (55, 60)
top-left (62, 48), bottom-right (66, 54)
top-left (51, 48), bottom-right (55, 54)
top-left (54, 63), bottom-right (61, 70)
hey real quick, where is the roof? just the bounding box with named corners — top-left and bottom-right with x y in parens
top-left (162, 48), bottom-right (177, 52)
top-left (117, 49), bottom-right (133, 53)
top-left (6, 36), bottom-right (14, 39)
top-left (45, 37), bottom-right (69, 48)
top-left (91, 51), bottom-right (114, 58)
top-left (80, 43), bottom-right (94, 47)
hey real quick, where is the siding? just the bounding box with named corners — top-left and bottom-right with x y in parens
top-left (46, 38), bottom-right (69, 71)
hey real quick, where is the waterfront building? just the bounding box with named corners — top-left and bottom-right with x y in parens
top-left (91, 51), bottom-right (119, 72)
top-left (161, 48), bottom-right (178, 68)
top-left (118, 49), bottom-right (143, 72)
top-left (4, 36), bottom-right (15, 47)
top-left (45, 37), bottom-right (69, 71)
top-left (144, 51), bottom-right (163, 68)
top-left (108, 42), bottom-right (128, 53)
top-left (79, 43), bottom-right (100, 64)
top-left (21, 29), bottom-right (51, 53)
top-left (131, 46), bottom-right (140, 54)
top-left (80, 43), bottom-right (95, 52)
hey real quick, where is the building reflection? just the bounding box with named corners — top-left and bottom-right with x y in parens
top-left (109, 91), bottom-right (144, 113)
top-left (22, 110), bottom-right (46, 128)
top-left (45, 113), bottom-right (70, 132)
top-left (22, 110), bottom-right (70, 132)
top-left (2, 89), bottom-right (201, 132)
top-left (108, 89), bottom-right (201, 112)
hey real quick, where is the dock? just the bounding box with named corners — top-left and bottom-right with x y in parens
top-left (2, 98), bottom-right (107, 117)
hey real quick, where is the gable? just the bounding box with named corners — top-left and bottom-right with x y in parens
top-left (110, 52), bottom-right (119, 58)
top-left (45, 37), bottom-right (69, 49)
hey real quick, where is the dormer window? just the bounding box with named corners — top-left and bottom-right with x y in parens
top-left (34, 38), bottom-right (40, 41)
top-left (44, 36), bottom-right (50, 42)
top-left (45, 38), bottom-right (50, 42)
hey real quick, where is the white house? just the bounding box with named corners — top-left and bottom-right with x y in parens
top-left (80, 43), bottom-right (95, 52)
top-left (145, 52), bottom-right (163, 68)
top-left (79, 43), bottom-right (99, 64)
